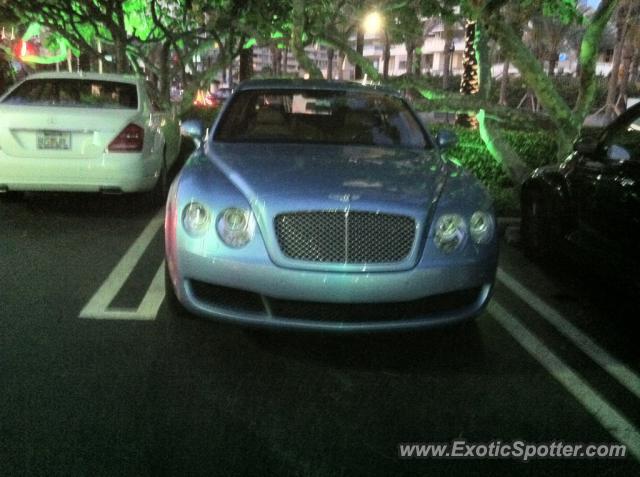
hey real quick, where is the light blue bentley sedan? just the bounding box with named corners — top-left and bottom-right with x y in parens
top-left (165, 79), bottom-right (498, 331)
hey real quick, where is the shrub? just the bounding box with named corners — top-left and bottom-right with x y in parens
top-left (429, 124), bottom-right (557, 215)
top-left (179, 105), bottom-right (220, 127)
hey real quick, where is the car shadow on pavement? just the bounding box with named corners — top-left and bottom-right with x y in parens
top-left (243, 321), bottom-right (487, 374)
top-left (512, 242), bottom-right (640, 368)
top-left (15, 192), bottom-right (158, 218)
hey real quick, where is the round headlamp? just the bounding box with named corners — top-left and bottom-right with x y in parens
top-left (470, 211), bottom-right (494, 244)
top-left (434, 214), bottom-right (466, 253)
top-left (182, 202), bottom-right (211, 237)
top-left (217, 207), bottom-right (255, 248)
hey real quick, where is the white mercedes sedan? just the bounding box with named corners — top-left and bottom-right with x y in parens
top-left (0, 72), bottom-right (181, 203)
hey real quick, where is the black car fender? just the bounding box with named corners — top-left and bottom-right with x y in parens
top-left (521, 166), bottom-right (574, 230)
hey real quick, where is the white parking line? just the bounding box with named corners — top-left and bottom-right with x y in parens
top-left (79, 211), bottom-right (165, 320)
top-left (137, 261), bottom-right (166, 318)
top-left (489, 301), bottom-right (640, 461)
top-left (497, 267), bottom-right (640, 400)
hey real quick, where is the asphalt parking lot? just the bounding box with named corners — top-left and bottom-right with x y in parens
top-left (1, 193), bottom-right (639, 477)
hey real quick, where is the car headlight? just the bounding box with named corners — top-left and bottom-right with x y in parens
top-left (434, 214), bottom-right (466, 253)
top-left (217, 207), bottom-right (255, 248)
top-left (470, 211), bottom-right (494, 244)
top-left (182, 202), bottom-right (211, 237)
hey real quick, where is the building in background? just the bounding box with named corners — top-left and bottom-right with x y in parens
top-left (248, 19), bottom-right (467, 82)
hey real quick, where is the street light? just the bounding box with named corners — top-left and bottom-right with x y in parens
top-left (362, 11), bottom-right (383, 34)
top-left (355, 11), bottom-right (384, 81)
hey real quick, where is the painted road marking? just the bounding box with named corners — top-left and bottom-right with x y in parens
top-left (497, 267), bottom-right (640, 401)
top-left (489, 301), bottom-right (640, 461)
top-left (79, 211), bottom-right (165, 320)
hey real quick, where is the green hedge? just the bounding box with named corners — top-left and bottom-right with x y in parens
top-left (431, 125), bottom-right (557, 174)
top-left (179, 105), bottom-right (221, 127)
top-left (430, 125), bottom-right (558, 215)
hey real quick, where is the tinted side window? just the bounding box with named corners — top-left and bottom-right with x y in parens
top-left (607, 114), bottom-right (640, 160)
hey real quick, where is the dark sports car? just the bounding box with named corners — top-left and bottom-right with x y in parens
top-left (521, 102), bottom-right (640, 285)
top-left (165, 79), bottom-right (498, 331)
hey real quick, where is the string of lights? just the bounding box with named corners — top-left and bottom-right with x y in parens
top-left (460, 20), bottom-right (479, 95)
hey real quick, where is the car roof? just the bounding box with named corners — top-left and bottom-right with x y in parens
top-left (235, 78), bottom-right (402, 97)
top-left (24, 71), bottom-right (141, 85)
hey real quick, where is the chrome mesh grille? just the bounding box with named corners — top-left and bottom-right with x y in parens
top-left (275, 211), bottom-right (415, 263)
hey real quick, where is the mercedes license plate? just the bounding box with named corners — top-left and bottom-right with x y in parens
top-left (37, 131), bottom-right (71, 150)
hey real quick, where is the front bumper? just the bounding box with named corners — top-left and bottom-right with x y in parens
top-left (170, 250), bottom-right (496, 331)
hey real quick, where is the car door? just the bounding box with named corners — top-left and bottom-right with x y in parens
top-left (597, 112), bottom-right (640, 266)
top-left (565, 139), bottom-right (608, 251)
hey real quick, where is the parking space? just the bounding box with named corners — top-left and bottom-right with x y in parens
top-left (1, 198), bottom-right (639, 476)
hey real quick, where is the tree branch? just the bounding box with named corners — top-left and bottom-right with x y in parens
top-left (574, 0), bottom-right (619, 120)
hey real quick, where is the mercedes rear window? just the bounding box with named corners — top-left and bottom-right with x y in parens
top-left (1, 78), bottom-right (138, 109)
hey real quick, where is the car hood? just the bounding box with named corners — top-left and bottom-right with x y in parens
top-left (205, 143), bottom-right (449, 213)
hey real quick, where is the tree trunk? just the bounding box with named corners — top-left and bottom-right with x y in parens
top-left (630, 54), bottom-right (640, 85)
top-left (605, 1), bottom-right (631, 117)
top-left (460, 21), bottom-right (478, 94)
top-left (405, 42), bottom-right (415, 77)
top-left (337, 51), bottom-right (346, 80)
top-left (271, 44), bottom-right (280, 75)
top-left (574, 0), bottom-right (619, 121)
top-left (239, 46), bottom-right (253, 81)
top-left (476, 22), bottom-right (491, 101)
top-left (355, 28), bottom-right (365, 80)
top-left (327, 47), bottom-right (334, 79)
top-left (324, 33), bottom-right (380, 81)
top-left (114, 3), bottom-right (128, 74)
top-left (292, 0), bottom-right (323, 78)
top-left (382, 32), bottom-right (390, 79)
top-left (499, 60), bottom-right (510, 106)
top-left (442, 21), bottom-right (454, 90)
top-left (616, 35), bottom-right (634, 112)
top-left (629, 46), bottom-right (640, 84)
top-left (547, 54), bottom-right (557, 76)
top-left (158, 41), bottom-right (171, 105)
top-left (114, 36), bottom-right (128, 74)
top-left (283, 43), bottom-right (289, 75)
top-left (415, 50), bottom-right (422, 77)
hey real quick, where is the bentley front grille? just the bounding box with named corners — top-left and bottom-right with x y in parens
top-left (275, 211), bottom-right (415, 263)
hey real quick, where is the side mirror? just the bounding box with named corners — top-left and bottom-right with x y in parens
top-left (574, 135), bottom-right (599, 154)
top-left (436, 130), bottom-right (458, 150)
top-left (606, 144), bottom-right (631, 162)
top-left (180, 119), bottom-right (204, 144)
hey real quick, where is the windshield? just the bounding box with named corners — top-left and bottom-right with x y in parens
top-left (214, 89), bottom-right (430, 149)
top-left (1, 78), bottom-right (138, 109)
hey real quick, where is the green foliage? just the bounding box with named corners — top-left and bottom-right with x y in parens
top-left (540, 0), bottom-right (582, 24)
top-left (387, 74), bottom-right (463, 93)
top-left (489, 75), bottom-right (640, 113)
top-left (429, 123), bottom-right (557, 214)
top-left (179, 105), bottom-right (221, 128)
